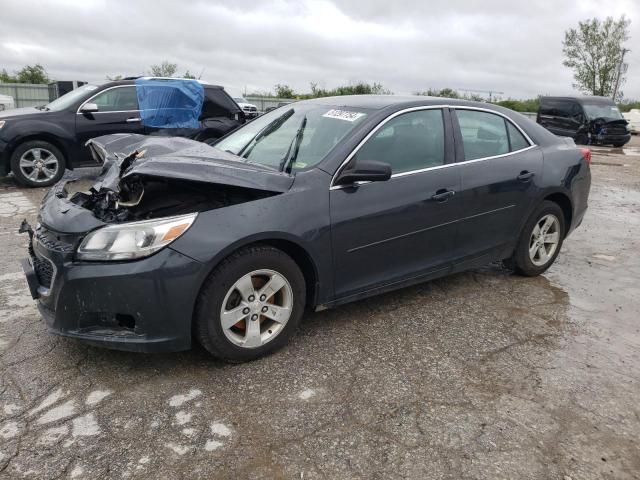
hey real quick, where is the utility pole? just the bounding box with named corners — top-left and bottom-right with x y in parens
top-left (612, 48), bottom-right (630, 101)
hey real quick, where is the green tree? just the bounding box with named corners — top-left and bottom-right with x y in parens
top-left (15, 64), bottom-right (49, 84)
top-left (274, 84), bottom-right (296, 98)
top-left (563, 16), bottom-right (631, 99)
top-left (0, 69), bottom-right (16, 83)
top-left (183, 70), bottom-right (197, 79)
top-left (149, 61), bottom-right (178, 77)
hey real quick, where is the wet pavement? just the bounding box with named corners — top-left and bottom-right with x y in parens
top-left (1, 137), bottom-right (639, 479)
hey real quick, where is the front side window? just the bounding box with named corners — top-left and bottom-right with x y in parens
top-left (355, 109), bottom-right (445, 174)
top-left (90, 87), bottom-right (139, 112)
top-left (456, 110), bottom-right (509, 160)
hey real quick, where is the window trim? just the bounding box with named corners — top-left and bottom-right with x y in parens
top-left (76, 85), bottom-right (140, 114)
top-left (330, 105), bottom-right (537, 190)
top-left (330, 105), bottom-right (449, 189)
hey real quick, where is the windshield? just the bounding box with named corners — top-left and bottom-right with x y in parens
top-left (233, 97), bottom-right (248, 103)
top-left (215, 104), bottom-right (369, 171)
top-left (45, 84), bottom-right (99, 111)
top-left (583, 103), bottom-right (624, 121)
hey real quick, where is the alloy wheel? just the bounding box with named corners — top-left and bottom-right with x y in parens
top-left (529, 214), bottom-right (560, 267)
top-left (220, 269), bottom-right (293, 348)
top-left (19, 148), bottom-right (60, 183)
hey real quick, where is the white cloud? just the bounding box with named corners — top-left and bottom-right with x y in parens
top-left (0, 0), bottom-right (638, 99)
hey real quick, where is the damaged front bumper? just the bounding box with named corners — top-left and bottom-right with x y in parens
top-left (22, 220), bottom-right (208, 352)
top-left (20, 133), bottom-right (292, 352)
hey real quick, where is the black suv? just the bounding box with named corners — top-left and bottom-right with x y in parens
top-left (0, 78), bottom-right (245, 187)
top-left (537, 96), bottom-right (630, 147)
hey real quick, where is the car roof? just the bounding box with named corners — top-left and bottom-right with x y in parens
top-left (299, 94), bottom-right (502, 111)
top-left (540, 95), bottom-right (617, 104)
top-left (101, 78), bottom-right (224, 89)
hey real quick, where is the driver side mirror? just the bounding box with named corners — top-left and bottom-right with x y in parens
top-left (335, 160), bottom-right (392, 186)
top-left (80, 103), bottom-right (99, 113)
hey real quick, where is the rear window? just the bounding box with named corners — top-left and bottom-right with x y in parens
top-left (202, 89), bottom-right (241, 118)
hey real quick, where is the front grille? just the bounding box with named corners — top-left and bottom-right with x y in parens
top-left (33, 255), bottom-right (54, 288)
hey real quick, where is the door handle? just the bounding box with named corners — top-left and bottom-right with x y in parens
top-left (431, 189), bottom-right (455, 202)
top-left (126, 117), bottom-right (142, 123)
top-left (517, 171), bottom-right (535, 182)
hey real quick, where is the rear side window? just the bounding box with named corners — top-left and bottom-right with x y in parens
top-left (90, 87), bottom-right (139, 112)
top-left (456, 110), bottom-right (509, 160)
top-left (506, 122), bottom-right (530, 151)
top-left (355, 109), bottom-right (445, 174)
top-left (201, 89), bottom-right (240, 118)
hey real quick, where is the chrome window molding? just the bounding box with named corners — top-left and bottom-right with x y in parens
top-left (76, 85), bottom-right (139, 114)
top-left (329, 104), bottom-right (538, 190)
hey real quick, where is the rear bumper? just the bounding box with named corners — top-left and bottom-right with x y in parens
top-left (26, 239), bottom-right (210, 353)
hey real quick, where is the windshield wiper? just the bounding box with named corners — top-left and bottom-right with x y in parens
top-left (238, 108), bottom-right (294, 159)
top-left (279, 115), bottom-right (307, 173)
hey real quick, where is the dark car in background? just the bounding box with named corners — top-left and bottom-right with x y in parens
top-left (0, 78), bottom-right (245, 187)
top-left (22, 96), bottom-right (591, 362)
top-left (537, 95), bottom-right (631, 147)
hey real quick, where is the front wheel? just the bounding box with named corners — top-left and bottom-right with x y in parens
top-left (194, 245), bottom-right (306, 362)
top-left (508, 201), bottom-right (565, 277)
top-left (10, 140), bottom-right (66, 187)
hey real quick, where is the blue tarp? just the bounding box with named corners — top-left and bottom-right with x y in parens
top-left (135, 79), bottom-right (204, 129)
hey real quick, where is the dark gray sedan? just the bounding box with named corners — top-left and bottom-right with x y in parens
top-left (21, 95), bottom-right (591, 362)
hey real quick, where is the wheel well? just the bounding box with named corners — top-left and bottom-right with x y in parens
top-left (257, 239), bottom-right (319, 308)
top-left (544, 193), bottom-right (573, 236)
top-left (7, 135), bottom-right (69, 169)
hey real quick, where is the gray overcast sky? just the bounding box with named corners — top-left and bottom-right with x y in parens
top-left (1, 0), bottom-right (639, 99)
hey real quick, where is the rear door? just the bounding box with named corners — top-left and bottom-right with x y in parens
top-left (75, 86), bottom-right (144, 161)
top-left (330, 107), bottom-right (463, 299)
top-left (452, 108), bottom-right (543, 261)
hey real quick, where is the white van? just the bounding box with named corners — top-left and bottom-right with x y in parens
top-left (0, 94), bottom-right (15, 111)
top-left (623, 109), bottom-right (640, 134)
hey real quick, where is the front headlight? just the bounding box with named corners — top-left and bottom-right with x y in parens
top-left (77, 213), bottom-right (197, 261)
top-left (0, 120), bottom-right (5, 129)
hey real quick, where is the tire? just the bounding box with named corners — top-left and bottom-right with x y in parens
top-left (194, 245), bottom-right (306, 362)
top-left (10, 140), bottom-right (66, 187)
top-left (508, 201), bottom-right (566, 277)
top-left (575, 133), bottom-right (588, 145)
top-left (612, 142), bottom-right (626, 148)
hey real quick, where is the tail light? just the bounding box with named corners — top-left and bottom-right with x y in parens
top-left (580, 147), bottom-right (592, 166)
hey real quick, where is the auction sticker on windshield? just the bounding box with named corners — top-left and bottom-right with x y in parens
top-left (323, 109), bottom-right (365, 122)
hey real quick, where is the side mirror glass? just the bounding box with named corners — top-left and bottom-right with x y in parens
top-left (335, 160), bottom-right (392, 186)
top-left (80, 103), bottom-right (99, 113)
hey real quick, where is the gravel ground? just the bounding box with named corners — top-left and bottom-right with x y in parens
top-left (0, 137), bottom-right (639, 479)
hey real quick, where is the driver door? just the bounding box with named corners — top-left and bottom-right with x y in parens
top-left (329, 108), bottom-right (463, 300)
top-left (75, 86), bottom-right (145, 162)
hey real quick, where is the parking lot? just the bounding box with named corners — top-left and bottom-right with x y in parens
top-left (0, 137), bottom-right (639, 479)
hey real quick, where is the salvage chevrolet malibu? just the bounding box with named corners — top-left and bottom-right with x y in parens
top-left (21, 96), bottom-right (591, 362)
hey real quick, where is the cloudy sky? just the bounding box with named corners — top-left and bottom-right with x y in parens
top-left (1, 0), bottom-right (639, 100)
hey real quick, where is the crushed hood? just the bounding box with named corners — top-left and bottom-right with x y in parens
top-left (39, 134), bottom-right (292, 232)
top-left (87, 134), bottom-right (294, 193)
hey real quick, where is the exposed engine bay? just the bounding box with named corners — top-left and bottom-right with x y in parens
top-left (50, 134), bottom-right (293, 225)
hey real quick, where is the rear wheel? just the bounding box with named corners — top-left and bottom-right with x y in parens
top-left (194, 245), bottom-right (306, 362)
top-left (508, 201), bottom-right (565, 277)
top-left (10, 140), bottom-right (66, 187)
